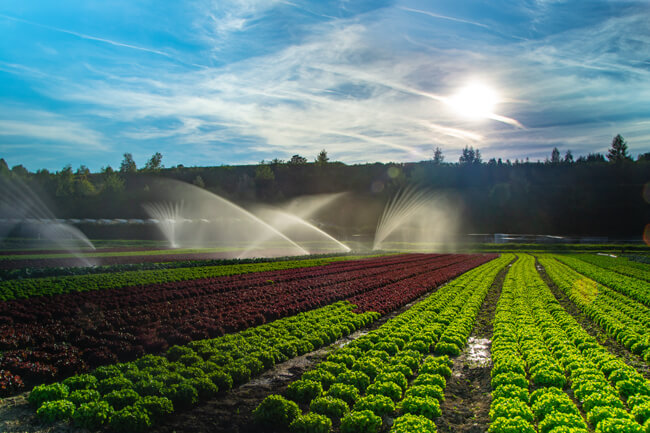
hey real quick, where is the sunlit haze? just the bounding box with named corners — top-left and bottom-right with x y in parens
top-left (449, 83), bottom-right (499, 120)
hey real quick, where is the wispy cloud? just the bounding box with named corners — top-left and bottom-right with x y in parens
top-left (0, 13), bottom-right (173, 59)
top-left (1, 0), bottom-right (649, 169)
top-left (398, 6), bottom-right (490, 29)
top-left (0, 109), bottom-right (107, 151)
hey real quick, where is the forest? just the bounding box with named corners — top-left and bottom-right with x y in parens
top-left (1, 137), bottom-right (649, 238)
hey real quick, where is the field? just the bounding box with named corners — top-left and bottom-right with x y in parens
top-left (1, 246), bottom-right (650, 433)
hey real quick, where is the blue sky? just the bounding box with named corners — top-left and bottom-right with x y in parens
top-left (1, 0), bottom-right (649, 171)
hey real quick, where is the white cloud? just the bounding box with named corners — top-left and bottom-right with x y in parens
top-left (11, 1), bottom-right (650, 164)
top-left (0, 110), bottom-right (107, 151)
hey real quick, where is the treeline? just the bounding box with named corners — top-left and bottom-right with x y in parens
top-left (1, 136), bottom-right (649, 237)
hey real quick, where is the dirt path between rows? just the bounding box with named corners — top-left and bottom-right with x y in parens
top-left (534, 257), bottom-right (650, 380)
top-left (436, 260), bottom-right (511, 433)
top-left (154, 283), bottom-right (453, 433)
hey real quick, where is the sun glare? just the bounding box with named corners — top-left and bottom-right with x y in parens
top-left (449, 83), bottom-right (499, 119)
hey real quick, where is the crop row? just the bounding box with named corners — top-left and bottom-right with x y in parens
top-left (251, 254), bottom-right (513, 433)
top-left (555, 254), bottom-right (650, 305)
top-left (0, 254), bottom-right (495, 396)
top-left (539, 255), bottom-right (650, 360)
top-left (0, 252), bottom-right (412, 300)
top-left (24, 301), bottom-right (379, 431)
top-left (522, 253), bottom-right (650, 433)
top-left (571, 254), bottom-right (650, 282)
top-left (0, 252), bottom-right (374, 281)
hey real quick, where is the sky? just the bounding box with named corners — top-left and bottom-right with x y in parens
top-left (1, 0), bottom-right (649, 171)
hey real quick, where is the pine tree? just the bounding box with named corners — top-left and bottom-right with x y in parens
top-left (607, 134), bottom-right (632, 162)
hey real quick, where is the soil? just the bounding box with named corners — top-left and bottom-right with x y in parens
top-left (435, 260), bottom-right (511, 433)
top-left (0, 394), bottom-right (88, 433)
top-left (535, 258), bottom-right (650, 379)
top-left (147, 285), bottom-right (450, 433)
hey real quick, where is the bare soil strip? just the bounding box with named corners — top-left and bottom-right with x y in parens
top-left (436, 260), bottom-right (511, 433)
top-left (534, 257), bottom-right (650, 380)
top-left (151, 284), bottom-right (453, 433)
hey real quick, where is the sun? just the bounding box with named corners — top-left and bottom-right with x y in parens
top-left (448, 83), bottom-right (499, 119)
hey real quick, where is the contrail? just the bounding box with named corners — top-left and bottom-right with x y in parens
top-left (399, 7), bottom-right (490, 29)
top-left (0, 13), bottom-right (173, 59)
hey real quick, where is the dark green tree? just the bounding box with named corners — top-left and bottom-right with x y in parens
top-left (0, 158), bottom-right (10, 177)
top-left (459, 146), bottom-right (481, 165)
top-left (315, 149), bottom-right (329, 166)
top-left (288, 154), bottom-right (307, 165)
top-left (144, 152), bottom-right (163, 171)
top-left (637, 152), bottom-right (650, 162)
top-left (55, 165), bottom-right (75, 197)
top-left (120, 153), bottom-right (137, 173)
top-left (11, 164), bottom-right (29, 178)
top-left (550, 147), bottom-right (561, 164)
top-left (607, 134), bottom-right (632, 162)
top-left (564, 150), bottom-right (574, 163)
top-left (433, 147), bottom-right (444, 164)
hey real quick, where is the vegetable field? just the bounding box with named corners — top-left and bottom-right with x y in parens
top-left (1, 249), bottom-right (649, 433)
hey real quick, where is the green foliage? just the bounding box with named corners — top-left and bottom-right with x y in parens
top-left (97, 376), bottom-right (133, 394)
top-left (36, 399), bottom-right (75, 423)
top-left (492, 384), bottom-right (529, 404)
top-left (310, 396), bottom-right (349, 420)
top-left (67, 389), bottom-right (100, 406)
top-left (29, 383), bottom-right (69, 407)
top-left (327, 353), bottom-right (356, 369)
top-left (104, 388), bottom-right (141, 410)
top-left (109, 405), bottom-right (152, 433)
top-left (167, 345), bottom-right (196, 362)
top-left (289, 413), bottom-right (332, 433)
top-left (390, 413), bottom-right (438, 433)
top-left (163, 382), bottom-right (198, 410)
top-left (633, 402), bottom-right (650, 425)
top-left (404, 384), bottom-right (444, 401)
top-left (303, 369), bottom-right (336, 390)
top-left (135, 396), bottom-right (174, 421)
top-left (285, 379), bottom-right (323, 404)
top-left (62, 374), bottom-right (98, 391)
top-left (587, 406), bottom-right (631, 429)
top-left (225, 364), bottom-right (252, 386)
top-left (489, 397), bottom-right (533, 423)
top-left (190, 377), bottom-right (219, 399)
top-left (413, 373), bottom-right (446, 389)
top-left (354, 394), bottom-right (395, 417)
top-left (404, 339), bottom-right (429, 354)
top-left (340, 410), bottom-right (382, 433)
top-left (178, 353), bottom-right (203, 367)
top-left (487, 416), bottom-right (536, 433)
top-left (531, 392), bottom-right (579, 422)
top-left (538, 412), bottom-right (587, 433)
top-left (419, 362), bottom-right (452, 378)
top-left (435, 342), bottom-right (461, 356)
top-left (326, 383), bottom-right (361, 406)
top-left (352, 357), bottom-right (384, 380)
top-left (72, 401), bottom-right (113, 429)
top-left (375, 371), bottom-right (407, 392)
top-left (336, 370), bottom-right (371, 393)
top-left (253, 395), bottom-right (301, 430)
top-left (134, 379), bottom-right (165, 397)
top-left (491, 372), bottom-right (527, 389)
top-left (398, 395), bottom-right (442, 420)
top-left (318, 361), bottom-right (348, 377)
top-left (366, 380), bottom-right (402, 402)
top-left (594, 417), bottom-right (643, 433)
top-left (530, 368), bottom-right (566, 388)
top-left (208, 370), bottom-right (233, 393)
